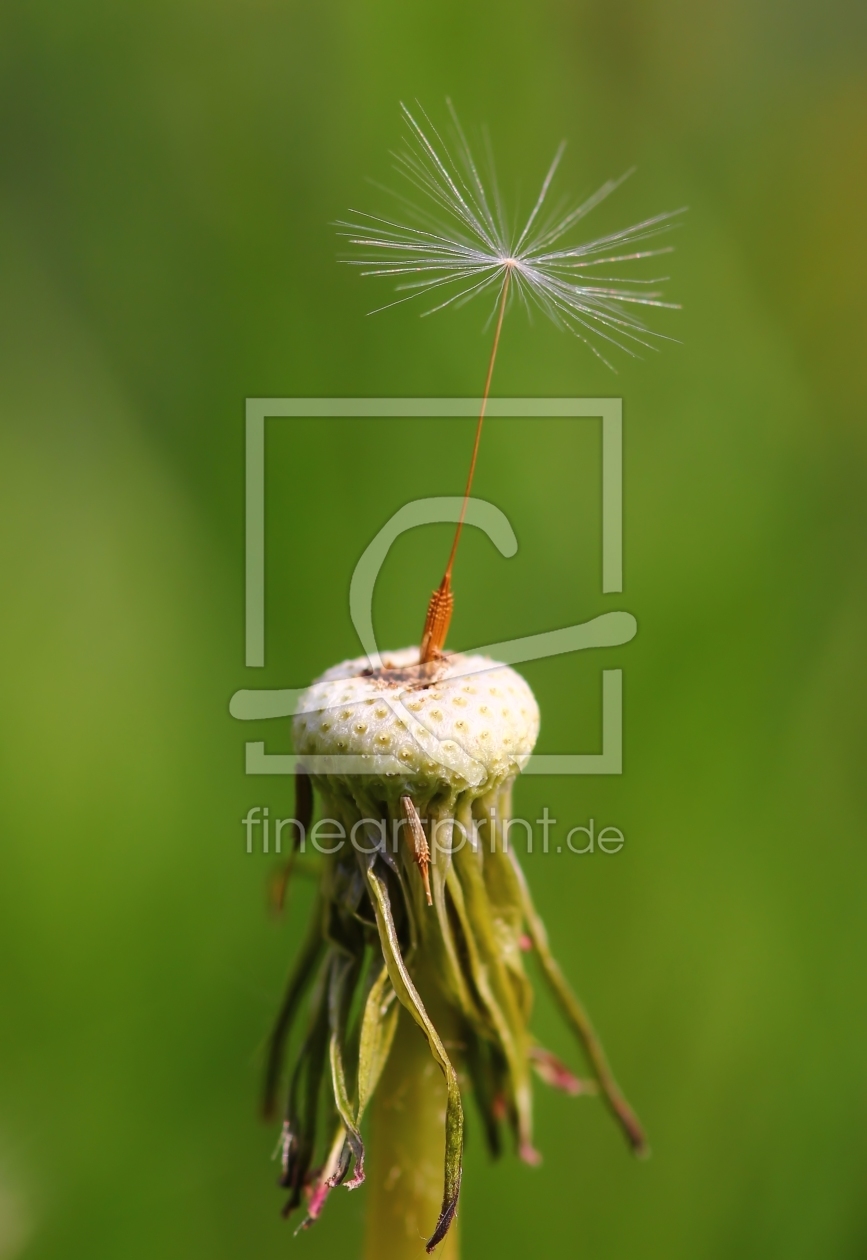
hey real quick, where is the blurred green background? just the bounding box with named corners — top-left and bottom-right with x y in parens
top-left (1, 1), bottom-right (865, 1257)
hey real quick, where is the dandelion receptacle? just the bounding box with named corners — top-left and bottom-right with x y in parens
top-left (263, 102), bottom-right (680, 1257)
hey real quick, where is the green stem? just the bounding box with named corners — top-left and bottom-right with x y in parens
top-left (364, 980), bottom-right (461, 1260)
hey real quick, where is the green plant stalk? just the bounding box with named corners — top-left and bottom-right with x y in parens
top-left (364, 971), bottom-right (461, 1260)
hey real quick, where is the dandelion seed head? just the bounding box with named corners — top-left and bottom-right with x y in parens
top-left (338, 100), bottom-right (685, 367)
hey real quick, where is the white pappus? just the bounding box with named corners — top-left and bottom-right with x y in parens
top-left (338, 99), bottom-right (686, 368)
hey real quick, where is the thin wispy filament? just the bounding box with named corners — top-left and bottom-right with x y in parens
top-left (338, 100), bottom-right (685, 368)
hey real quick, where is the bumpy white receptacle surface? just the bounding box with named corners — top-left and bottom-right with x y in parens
top-left (293, 647), bottom-right (539, 801)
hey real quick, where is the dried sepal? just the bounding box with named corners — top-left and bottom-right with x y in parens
top-left (279, 957), bottom-right (331, 1216)
top-left (263, 899), bottom-right (324, 1120)
top-left (356, 962), bottom-right (400, 1121)
top-left (327, 954), bottom-right (365, 1188)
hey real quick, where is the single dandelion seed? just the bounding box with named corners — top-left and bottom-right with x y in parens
top-left (339, 99), bottom-right (684, 665)
top-left (264, 101), bottom-right (677, 1258)
top-left (338, 98), bottom-right (685, 368)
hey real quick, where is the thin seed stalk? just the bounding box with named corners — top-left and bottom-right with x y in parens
top-left (420, 267), bottom-right (512, 664)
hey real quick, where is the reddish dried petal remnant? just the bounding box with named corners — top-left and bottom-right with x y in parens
top-left (530, 1046), bottom-right (597, 1097)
